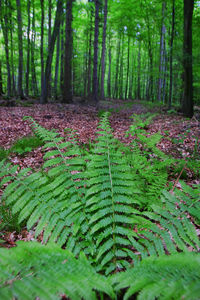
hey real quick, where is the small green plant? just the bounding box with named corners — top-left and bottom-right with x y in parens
top-left (9, 135), bottom-right (44, 155)
top-left (0, 147), bottom-right (9, 161)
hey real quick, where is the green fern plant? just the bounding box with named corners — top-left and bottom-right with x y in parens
top-left (113, 252), bottom-right (200, 300)
top-left (0, 241), bottom-right (115, 300)
top-left (0, 113), bottom-right (199, 277)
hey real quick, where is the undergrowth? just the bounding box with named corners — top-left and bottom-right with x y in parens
top-left (0, 112), bottom-right (199, 299)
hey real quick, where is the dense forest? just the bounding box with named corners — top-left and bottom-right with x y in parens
top-left (0, 1), bottom-right (200, 299)
top-left (0, 0), bottom-right (199, 116)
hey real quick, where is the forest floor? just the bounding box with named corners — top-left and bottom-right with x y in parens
top-left (0, 99), bottom-right (199, 246)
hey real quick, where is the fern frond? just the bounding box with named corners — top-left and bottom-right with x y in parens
top-left (0, 242), bottom-right (115, 300)
top-left (113, 253), bottom-right (200, 300)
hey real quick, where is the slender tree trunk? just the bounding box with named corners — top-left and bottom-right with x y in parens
top-left (0, 60), bottom-right (3, 95)
top-left (92, 0), bottom-right (100, 104)
top-left (137, 39), bottom-right (141, 99)
top-left (7, 0), bottom-right (16, 96)
top-left (100, 0), bottom-right (108, 100)
top-left (25, 0), bottom-right (31, 96)
top-left (54, 27), bottom-right (60, 99)
top-left (168, 0), bottom-right (175, 109)
top-left (125, 36), bottom-right (130, 100)
top-left (16, 0), bottom-right (24, 98)
top-left (40, 0), bottom-right (44, 99)
top-left (60, 20), bottom-right (64, 92)
top-left (158, 2), bottom-right (166, 102)
top-left (181, 0), bottom-right (194, 117)
top-left (0, 0), bottom-right (11, 97)
top-left (48, 0), bottom-right (52, 99)
top-left (114, 34), bottom-right (121, 99)
top-left (128, 40), bottom-right (134, 99)
top-left (63, 0), bottom-right (74, 103)
top-left (107, 35), bottom-right (112, 99)
top-left (31, 0), bottom-right (38, 96)
top-left (119, 34), bottom-right (124, 99)
top-left (41, 0), bottom-right (63, 104)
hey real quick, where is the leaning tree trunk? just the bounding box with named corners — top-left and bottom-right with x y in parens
top-left (181, 0), bottom-right (194, 117)
top-left (16, 0), bottom-right (24, 98)
top-left (41, 0), bottom-right (63, 104)
top-left (63, 0), bottom-right (74, 103)
top-left (100, 0), bottom-right (108, 100)
top-left (92, 0), bottom-right (100, 104)
top-left (54, 27), bottom-right (60, 99)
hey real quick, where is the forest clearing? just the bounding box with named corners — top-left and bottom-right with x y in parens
top-left (0, 0), bottom-right (200, 299)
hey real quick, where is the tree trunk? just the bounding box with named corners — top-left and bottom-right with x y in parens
top-left (41, 0), bottom-right (63, 104)
top-left (0, 0), bottom-right (11, 97)
top-left (48, 0), bottom-right (52, 99)
top-left (60, 19), bottom-right (64, 92)
top-left (168, 0), bottom-right (175, 109)
top-left (0, 60), bottom-right (3, 95)
top-left (63, 0), bottom-right (74, 103)
top-left (114, 34), bottom-right (121, 99)
top-left (31, 0), bottom-right (38, 96)
top-left (40, 0), bottom-right (44, 99)
top-left (119, 33), bottom-right (124, 99)
top-left (125, 36), bottom-right (130, 100)
top-left (92, 0), bottom-right (100, 104)
top-left (137, 39), bottom-right (141, 99)
top-left (100, 0), bottom-right (108, 100)
top-left (158, 1), bottom-right (166, 103)
top-left (107, 35), bottom-right (112, 99)
top-left (25, 0), bottom-right (31, 97)
top-left (54, 27), bottom-right (60, 99)
top-left (181, 0), bottom-right (194, 117)
top-left (16, 0), bottom-right (24, 98)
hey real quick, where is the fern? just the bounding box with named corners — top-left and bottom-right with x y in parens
top-left (1, 117), bottom-right (87, 249)
top-left (0, 241), bottom-right (115, 300)
top-left (126, 113), bottom-right (174, 208)
top-left (1, 113), bottom-right (199, 277)
top-left (84, 113), bottom-right (150, 273)
top-left (113, 252), bottom-right (200, 300)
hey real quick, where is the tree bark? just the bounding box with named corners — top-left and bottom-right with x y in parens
top-left (48, 0), bottom-right (52, 99)
top-left (114, 34), bottom-right (121, 99)
top-left (168, 0), bottom-right (175, 109)
top-left (181, 0), bottom-right (194, 117)
top-left (40, 0), bottom-right (44, 99)
top-left (25, 0), bottom-right (31, 97)
top-left (31, 0), bottom-right (38, 96)
top-left (16, 0), bottom-right (24, 98)
top-left (54, 27), bottom-right (60, 99)
top-left (158, 1), bottom-right (166, 103)
top-left (100, 0), bottom-right (108, 100)
top-left (41, 0), bottom-right (63, 104)
top-left (107, 35), bottom-right (112, 99)
top-left (92, 0), bottom-right (100, 104)
top-left (0, 60), bottom-right (3, 95)
top-left (0, 0), bottom-right (11, 97)
top-left (137, 39), bottom-right (141, 99)
top-left (125, 36), bottom-right (130, 100)
top-left (63, 0), bottom-right (74, 103)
